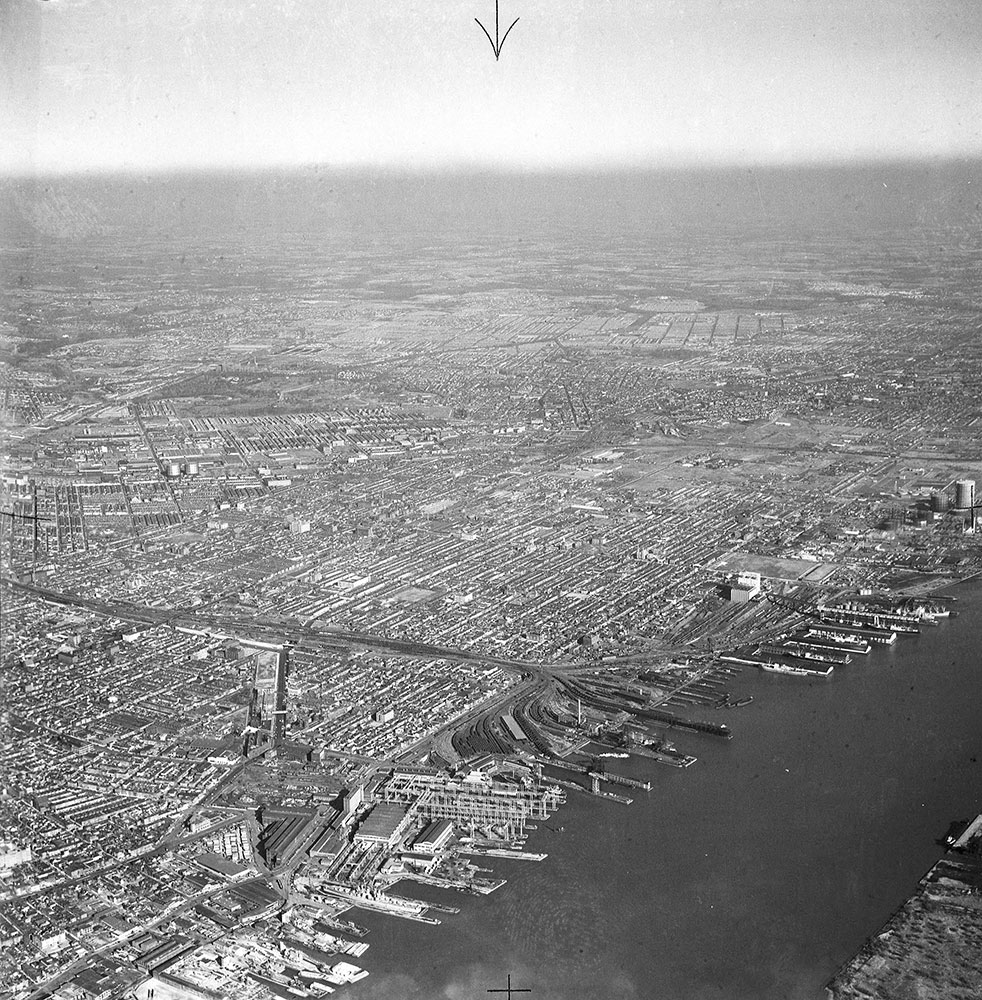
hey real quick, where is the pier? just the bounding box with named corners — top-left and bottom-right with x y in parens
top-left (637, 707), bottom-right (733, 739)
top-left (553, 776), bottom-right (634, 805)
top-left (589, 769), bottom-right (652, 791)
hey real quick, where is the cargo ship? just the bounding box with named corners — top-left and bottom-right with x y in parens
top-left (715, 694), bottom-right (754, 709)
top-left (821, 613), bottom-right (919, 634)
top-left (720, 652), bottom-right (834, 677)
top-left (808, 622), bottom-right (897, 645)
top-left (759, 660), bottom-right (834, 677)
top-left (819, 607), bottom-right (920, 632)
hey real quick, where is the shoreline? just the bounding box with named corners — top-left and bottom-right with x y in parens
top-left (349, 581), bottom-right (982, 999)
top-left (825, 816), bottom-right (982, 999)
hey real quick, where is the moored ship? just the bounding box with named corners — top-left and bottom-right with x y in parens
top-left (759, 660), bottom-right (834, 677)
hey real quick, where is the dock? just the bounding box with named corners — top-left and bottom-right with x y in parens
top-left (591, 769), bottom-right (651, 790)
top-left (553, 776), bottom-right (634, 805)
top-left (637, 707), bottom-right (732, 739)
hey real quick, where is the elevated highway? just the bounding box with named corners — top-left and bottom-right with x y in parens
top-left (3, 579), bottom-right (549, 678)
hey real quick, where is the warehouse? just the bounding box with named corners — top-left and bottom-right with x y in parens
top-left (354, 803), bottom-right (411, 847)
top-left (413, 818), bottom-right (454, 853)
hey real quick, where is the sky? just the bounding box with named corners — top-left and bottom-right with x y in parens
top-left (2, 0), bottom-right (982, 176)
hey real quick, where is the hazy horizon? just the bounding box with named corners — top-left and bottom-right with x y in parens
top-left (4, 151), bottom-right (982, 183)
top-left (3, 159), bottom-right (981, 244)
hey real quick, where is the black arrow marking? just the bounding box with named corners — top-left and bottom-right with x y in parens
top-left (476, 1), bottom-right (520, 61)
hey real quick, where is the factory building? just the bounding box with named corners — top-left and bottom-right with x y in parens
top-left (354, 803), bottom-right (412, 847)
top-left (342, 783), bottom-right (366, 818)
top-left (722, 570), bottom-right (761, 603)
top-left (413, 818), bottom-right (454, 853)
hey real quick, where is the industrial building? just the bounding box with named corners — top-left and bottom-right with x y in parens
top-left (722, 571), bottom-right (761, 603)
top-left (354, 803), bottom-right (412, 847)
top-left (413, 818), bottom-right (454, 853)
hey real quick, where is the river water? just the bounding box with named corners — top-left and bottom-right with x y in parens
top-left (352, 581), bottom-right (982, 1000)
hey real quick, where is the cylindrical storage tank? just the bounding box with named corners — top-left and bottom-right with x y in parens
top-left (930, 491), bottom-right (949, 513)
top-left (955, 480), bottom-right (975, 513)
top-left (186, 462), bottom-right (199, 476)
top-left (166, 462), bottom-right (181, 478)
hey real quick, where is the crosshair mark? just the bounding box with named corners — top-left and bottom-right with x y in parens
top-left (487, 972), bottom-right (531, 998)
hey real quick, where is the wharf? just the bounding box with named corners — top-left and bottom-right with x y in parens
top-left (629, 746), bottom-right (698, 767)
top-left (552, 776), bottom-right (634, 805)
top-left (547, 759), bottom-right (590, 776)
top-left (591, 770), bottom-right (651, 790)
top-left (820, 610), bottom-right (919, 634)
top-left (720, 654), bottom-right (765, 667)
top-left (637, 707), bottom-right (732, 739)
top-left (795, 634), bottom-right (871, 655)
top-left (807, 623), bottom-right (897, 645)
top-left (471, 879), bottom-right (506, 894)
top-left (762, 642), bottom-right (851, 665)
top-left (462, 879), bottom-right (507, 894)
top-left (669, 690), bottom-right (718, 705)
